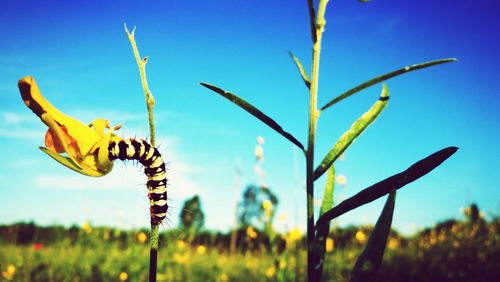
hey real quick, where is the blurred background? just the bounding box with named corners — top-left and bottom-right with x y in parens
top-left (0, 0), bottom-right (499, 281)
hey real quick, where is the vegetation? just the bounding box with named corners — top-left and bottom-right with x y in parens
top-left (200, 0), bottom-right (456, 280)
top-left (15, 0), bottom-right (462, 280)
top-left (1, 204), bottom-right (498, 281)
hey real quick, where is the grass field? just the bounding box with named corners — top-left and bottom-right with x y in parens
top-left (1, 208), bottom-right (498, 282)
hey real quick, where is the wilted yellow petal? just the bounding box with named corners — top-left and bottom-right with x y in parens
top-left (18, 76), bottom-right (120, 177)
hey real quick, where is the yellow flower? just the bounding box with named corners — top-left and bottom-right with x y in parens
top-left (285, 227), bottom-right (302, 247)
top-left (173, 253), bottom-right (190, 265)
top-left (137, 232), bottom-right (148, 244)
top-left (265, 266), bottom-right (276, 278)
top-left (279, 260), bottom-right (287, 269)
top-left (336, 174), bottom-right (347, 186)
top-left (82, 221), bottom-right (92, 234)
top-left (119, 272), bottom-right (128, 281)
top-left (177, 240), bottom-right (186, 250)
top-left (18, 76), bottom-right (121, 177)
top-left (2, 264), bottom-right (16, 281)
top-left (254, 145), bottom-right (264, 160)
top-left (196, 245), bottom-right (207, 255)
top-left (355, 230), bottom-right (367, 244)
top-left (326, 238), bottom-right (334, 253)
top-left (246, 226), bottom-right (257, 239)
top-left (388, 237), bottom-right (399, 250)
top-left (262, 200), bottom-right (272, 211)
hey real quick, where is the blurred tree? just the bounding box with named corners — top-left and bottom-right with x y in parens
top-left (238, 184), bottom-right (278, 231)
top-left (179, 195), bottom-right (205, 239)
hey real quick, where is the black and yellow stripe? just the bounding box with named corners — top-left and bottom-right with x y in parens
top-left (108, 138), bottom-right (168, 225)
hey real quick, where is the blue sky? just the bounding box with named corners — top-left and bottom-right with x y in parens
top-left (0, 0), bottom-right (499, 235)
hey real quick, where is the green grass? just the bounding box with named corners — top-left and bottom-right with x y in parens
top-left (1, 212), bottom-right (499, 281)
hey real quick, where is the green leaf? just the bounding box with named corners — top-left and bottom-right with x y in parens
top-left (350, 190), bottom-right (396, 282)
top-left (314, 84), bottom-right (389, 180)
top-left (320, 58), bottom-right (457, 111)
top-left (316, 146), bottom-right (458, 226)
top-left (288, 51), bottom-right (311, 89)
top-left (39, 147), bottom-right (95, 177)
top-left (311, 165), bottom-right (336, 281)
top-left (200, 83), bottom-right (305, 151)
top-left (320, 165), bottom-right (335, 216)
top-left (306, 0), bottom-right (317, 43)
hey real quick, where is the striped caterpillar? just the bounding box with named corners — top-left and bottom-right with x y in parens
top-left (108, 138), bottom-right (168, 225)
top-left (18, 76), bottom-right (168, 226)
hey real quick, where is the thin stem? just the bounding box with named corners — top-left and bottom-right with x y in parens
top-left (124, 23), bottom-right (159, 282)
top-left (306, 1), bottom-right (328, 281)
top-left (149, 225), bottom-right (159, 282)
top-left (125, 23), bottom-right (156, 146)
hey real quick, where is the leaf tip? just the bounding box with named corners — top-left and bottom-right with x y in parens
top-left (381, 84), bottom-right (389, 98)
top-left (199, 82), bottom-right (213, 89)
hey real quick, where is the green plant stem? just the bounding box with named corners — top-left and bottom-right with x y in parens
top-left (125, 23), bottom-right (159, 282)
top-left (125, 24), bottom-right (156, 146)
top-left (306, 1), bottom-right (328, 280)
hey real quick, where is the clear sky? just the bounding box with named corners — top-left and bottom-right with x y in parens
top-left (0, 0), bottom-right (499, 235)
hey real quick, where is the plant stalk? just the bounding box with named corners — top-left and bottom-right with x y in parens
top-left (306, 1), bottom-right (328, 281)
top-left (125, 23), bottom-right (159, 282)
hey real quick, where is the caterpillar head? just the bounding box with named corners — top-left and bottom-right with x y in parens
top-left (18, 76), bottom-right (121, 177)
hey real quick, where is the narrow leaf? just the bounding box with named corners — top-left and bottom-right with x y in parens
top-left (320, 58), bottom-right (457, 111)
top-left (200, 83), bottom-right (305, 151)
top-left (311, 165), bottom-right (336, 281)
top-left (320, 165), bottom-right (335, 216)
top-left (288, 51), bottom-right (311, 89)
top-left (39, 147), bottom-right (92, 176)
top-left (314, 84), bottom-right (389, 180)
top-left (306, 0), bottom-right (317, 43)
top-left (350, 191), bottom-right (396, 282)
top-left (316, 146), bottom-right (458, 226)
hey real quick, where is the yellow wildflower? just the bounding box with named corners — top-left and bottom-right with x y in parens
top-left (285, 227), bottom-right (302, 247)
top-left (246, 226), bottom-right (258, 239)
top-left (265, 266), bottom-right (276, 278)
top-left (254, 145), bottom-right (264, 161)
top-left (336, 174), bottom-right (347, 186)
top-left (388, 237), bottom-right (399, 250)
top-left (119, 272), bottom-right (128, 281)
top-left (18, 76), bottom-right (121, 177)
top-left (279, 260), bottom-right (287, 269)
top-left (82, 221), bottom-right (92, 234)
top-left (173, 253), bottom-right (190, 265)
top-left (177, 240), bottom-right (186, 250)
top-left (137, 232), bottom-right (148, 244)
top-left (197, 245), bottom-right (207, 255)
top-left (326, 238), bottom-right (334, 253)
top-left (355, 230), bottom-right (367, 244)
top-left (1, 265), bottom-right (16, 281)
top-left (262, 200), bottom-right (272, 211)
top-left (277, 212), bottom-right (287, 222)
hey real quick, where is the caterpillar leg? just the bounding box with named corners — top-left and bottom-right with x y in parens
top-left (108, 138), bottom-right (168, 225)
